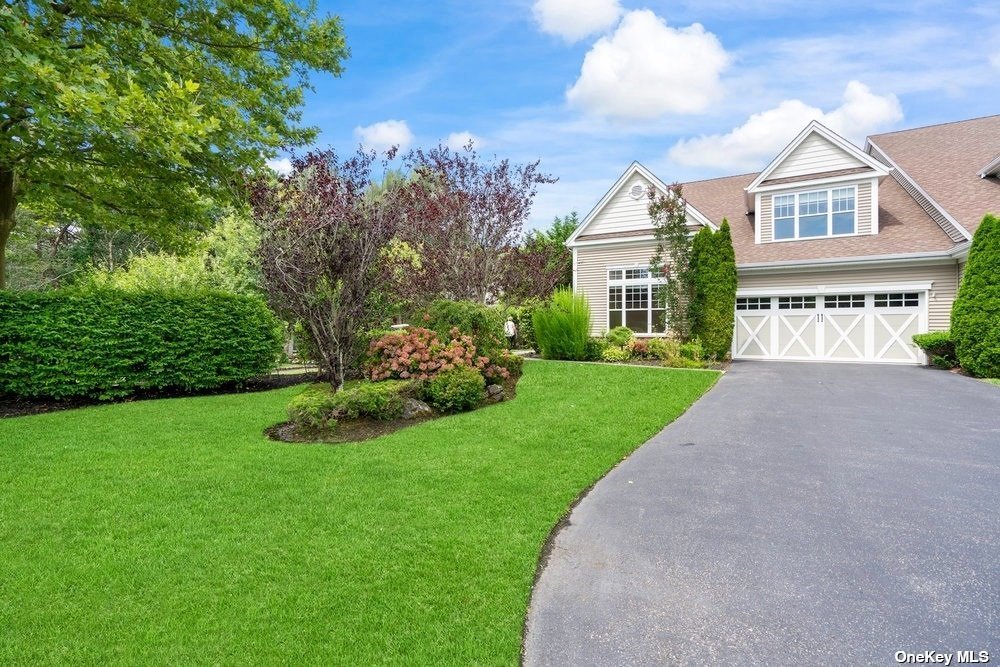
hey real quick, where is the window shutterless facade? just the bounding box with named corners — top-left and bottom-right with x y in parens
top-left (773, 186), bottom-right (856, 240)
top-left (607, 266), bottom-right (666, 334)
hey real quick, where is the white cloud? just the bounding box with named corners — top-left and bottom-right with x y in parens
top-left (443, 131), bottom-right (483, 150)
top-left (532, 0), bottom-right (622, 43)
top-left (566, 10), bottom-right (730, 120)
top-left (265, 157), bottom-right (293, 176)
top-left (353, 120), bottom-right (414, 153)
top-left (668, 81), bottom-right (903, 171)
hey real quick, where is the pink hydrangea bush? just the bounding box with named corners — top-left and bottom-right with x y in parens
top-left (365, 327), bottom-right (512, 383)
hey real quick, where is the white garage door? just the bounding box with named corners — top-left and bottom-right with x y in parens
top-left (733, 290), bottom-right (927, 364)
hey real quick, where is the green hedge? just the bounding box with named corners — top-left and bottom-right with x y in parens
top-left (912, 331), bottom-right (957, 368)
top-left (0, 288), bottom-right (282, 400)
top-left (951, 214), bottom-right (1000, 378)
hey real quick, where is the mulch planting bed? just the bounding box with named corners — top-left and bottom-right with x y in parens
top-left (266, 415), bottom-right (437, 445)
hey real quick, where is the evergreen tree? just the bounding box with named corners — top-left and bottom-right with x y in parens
top-left (689, 219), bottom-right (737, 359)
top-left (951, 214), bottom-right (1000, 377)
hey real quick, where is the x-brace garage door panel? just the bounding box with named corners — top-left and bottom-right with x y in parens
top-left (733, 291), bottom-right (926, 364)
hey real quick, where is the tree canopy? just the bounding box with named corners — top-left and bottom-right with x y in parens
top-left (0, 0), bottom-right (349, 287)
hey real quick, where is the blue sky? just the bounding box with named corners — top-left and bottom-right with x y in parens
top-left (281, 0), bottom-right (1000, 230)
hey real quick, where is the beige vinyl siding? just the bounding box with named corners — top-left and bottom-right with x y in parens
top-left (769, 133), bottom-right (867, 180)
top-left (738, 262), bottom-right (959, 330)
top-left (581, 174), bottom-right (656, 237)
top-left (759, 179), bottom-right (874, 243)
top-left (856, 181), bottom-right (872, 234)
top-left (575, 241), bottom-right (659, 335)
top-left (759, 194), bottom-right (772, 242)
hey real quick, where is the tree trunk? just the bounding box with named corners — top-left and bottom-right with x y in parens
top-left (0, 166), bottom-right (17, 290)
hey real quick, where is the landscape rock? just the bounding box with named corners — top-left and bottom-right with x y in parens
top-left (402, 398), bottom-right (433, 420)
top-left (486, 384), bottom-right (505, 402)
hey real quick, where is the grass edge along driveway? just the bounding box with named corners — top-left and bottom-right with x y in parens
top-left (0, 361), bottom-right (717, 665)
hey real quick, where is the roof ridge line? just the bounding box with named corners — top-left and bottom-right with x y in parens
top-left (869, 114), bottom-right (1000, 138)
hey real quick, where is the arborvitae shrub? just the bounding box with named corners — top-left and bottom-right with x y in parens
top-left (951, 214), bottom-right (1000, 378)
top-left (689, 220), bottom-right (737, 360)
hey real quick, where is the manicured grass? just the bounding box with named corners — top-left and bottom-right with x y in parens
top-left (984, 378), bottom-right (1000, 386)
top-left (0, 361), bottom-right (717, 665)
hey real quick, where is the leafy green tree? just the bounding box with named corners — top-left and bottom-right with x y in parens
top-left (80, 211), bottom-right (263, 296)
top-left (523, 212), bottom-right (579, 290)
top-left (0, 1), bottom-right (349, 287)
top-left (689, 220), bottom-right (737, 359)
top-left (649, 184), bottom-right (693, 340)
top-left (951, 213), bottom-right (1000, 378)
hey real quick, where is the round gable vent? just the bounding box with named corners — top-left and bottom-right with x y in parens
top-left (629, 184), bottom-right (645, 199)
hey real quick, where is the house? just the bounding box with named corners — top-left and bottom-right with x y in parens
top-left (566, 115), bottom-right (1000, 364)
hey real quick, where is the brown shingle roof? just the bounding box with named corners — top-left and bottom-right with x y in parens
top-left (869, 115), bottom-right (1000, 236)
top-left (680, 172), bottom-right (954, 265)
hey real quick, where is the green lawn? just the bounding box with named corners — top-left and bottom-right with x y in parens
top-left (984, 378), bottom-right (1000, 386)
top-left (0, 361), bottom-right (717, 665)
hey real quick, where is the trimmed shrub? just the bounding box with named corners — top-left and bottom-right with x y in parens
top-left (951, 214), bottom-right (1000, 378)
top-left (679, 339), bottom-right (704, 361)
top-left (689, 220), bottom-right (737, 359)
top-left (0, 287), bottom-right (282, 400)
top-left (606, 326), bottom-right (634, 348)
top-left (533, 288), bottom-right (591, 360)
top-left (601, 346), bottom-right (632, 363)
top-left (420, 300), bottom-right (505, 355)
top-left (912, 331), bottom-right (957, 368)
top-left (287, 380), bottom-right (417, 429)
top-left (329, 380), bottom-right (416, 421)
top-left (287, 384), bottom-right (340, 430)
top-left (584, 336), bottom-right (608, 361)
top-left (647, 337), bottom-right (680, 361)
top-left (423, 366), bottom-right (486, 413)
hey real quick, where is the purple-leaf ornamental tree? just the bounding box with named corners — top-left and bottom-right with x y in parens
top-left (250, 147), bottom-right (422, 390)
top-left (400, 143), bottom-right (557, 304)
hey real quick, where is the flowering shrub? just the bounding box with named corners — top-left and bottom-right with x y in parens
top-left (629, 338), bottom-right (650, 358)
top-left (365, 326), bottom-right (512, 383)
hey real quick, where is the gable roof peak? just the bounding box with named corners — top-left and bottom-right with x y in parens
top-left (745, 120), bottom-right (889, 194)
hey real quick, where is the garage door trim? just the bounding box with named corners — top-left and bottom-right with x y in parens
top-left (736, 281), bottom-right (933, 297)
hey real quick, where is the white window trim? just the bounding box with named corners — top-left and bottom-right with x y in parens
top-left (607, 265), bottom-right (668, 335)
top-left (770, 185), bottom-right (859, 242)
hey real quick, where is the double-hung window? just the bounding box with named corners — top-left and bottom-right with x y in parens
top-left (773, 186), bottom-right (856, 240)
top-left (607, 267), bottom-right (666, 334)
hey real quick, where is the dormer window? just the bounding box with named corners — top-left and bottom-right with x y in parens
top-left (773, 186), bottom-right (857, 240)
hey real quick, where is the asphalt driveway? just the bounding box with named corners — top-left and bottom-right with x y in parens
top-left (524, 362), bottom-right (1000, 666)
